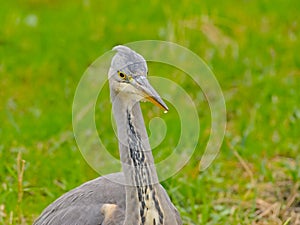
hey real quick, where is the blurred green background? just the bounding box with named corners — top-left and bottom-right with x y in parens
top-left (1, 0), bottom-right (299, 224)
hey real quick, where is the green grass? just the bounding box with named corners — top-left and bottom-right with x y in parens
top-left (1, 0), bottom-right (300, 224)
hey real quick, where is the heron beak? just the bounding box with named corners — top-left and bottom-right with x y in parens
top-left (132, 77), bottom-right (169, 112)
top-left (145, 94), bottom-right (169, 112)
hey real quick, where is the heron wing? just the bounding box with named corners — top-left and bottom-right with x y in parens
top-left (33, 173), bottom-right (126, 225)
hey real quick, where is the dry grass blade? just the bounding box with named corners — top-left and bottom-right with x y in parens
top-left (17, 151), bottom-right (26, 224)
top-left (17, 151), bottom-right (26, 204)
top-left (228, 141), bottom-right (256, 188)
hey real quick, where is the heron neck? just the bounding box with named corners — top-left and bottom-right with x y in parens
top-left (111, 92), bottom-right (159, 185)
top-left (111, 89), bottom-right (172, 225)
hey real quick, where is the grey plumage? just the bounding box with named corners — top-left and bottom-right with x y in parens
top-left (34, 173), bottom-right (125, 225)
top-left (33, 173), bottom-right (180, 225)
top-left (33, 46), bottom-right (182, 225)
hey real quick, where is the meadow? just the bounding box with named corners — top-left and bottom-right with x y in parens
top-left (0, 0), bottom-right (299, 224)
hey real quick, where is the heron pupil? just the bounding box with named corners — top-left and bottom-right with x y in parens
top-left (119, 72), bottom-right (125, 79)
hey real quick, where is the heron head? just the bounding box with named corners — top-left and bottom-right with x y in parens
top-left (108, 45), bottom-right (168, 112)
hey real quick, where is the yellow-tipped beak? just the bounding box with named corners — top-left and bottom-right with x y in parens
top-left (132, 76), bottom-right (169, 112)
top-left (145, 95), bottom-right (169, 111)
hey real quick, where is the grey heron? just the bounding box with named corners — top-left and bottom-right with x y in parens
top-left (33, 46), bottom-right (182, 225)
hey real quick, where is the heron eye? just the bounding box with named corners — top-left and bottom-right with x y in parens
top-left (118, 71), bottom-right (126, 79)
